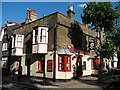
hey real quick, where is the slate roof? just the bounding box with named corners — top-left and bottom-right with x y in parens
top-left (6, 24), bottom-right (21, 37)
top-left (57, 46), bottom-right (73, 55)
top-left (91, 52), bottom-right (100, 58)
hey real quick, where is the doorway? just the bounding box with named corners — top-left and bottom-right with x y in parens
top-left (76, 55), bottom-right (83, 77)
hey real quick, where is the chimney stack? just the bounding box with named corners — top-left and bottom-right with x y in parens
top-left (82, 20), bottom-right (89, 28)
top-left (67, 5), bottom-right (75, 20)
top-left (25, 8), bottom-right (37, 24)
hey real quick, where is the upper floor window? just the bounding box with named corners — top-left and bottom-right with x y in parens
top-left (35, 30), bottom-right (38, 43)
top-left (12, 35), bottom-right (24, 48)
top-left (40, 29), bottom-right (46, 43)
top-left (33, 26), bottom-right (48, 44)
top-left (17, 36), bottom-right (22, 46)
top-left (2, 43), bottom-right (7, 51)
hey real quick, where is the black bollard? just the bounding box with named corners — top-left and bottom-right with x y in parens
top-left (12, 69), bottom-right (15, 80)
top-left (43, 73), bottom-right (46, 85)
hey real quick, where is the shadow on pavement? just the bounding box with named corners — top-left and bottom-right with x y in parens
top-left (2, 74), bottom-right (43, 90)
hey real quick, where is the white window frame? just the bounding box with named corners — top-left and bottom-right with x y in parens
top-left (33, 27), bottom-right (48, 44)
top-left (2, 43), bottom-right (7, 51)
top-left (12, 36), bottom-right (15, 48)
top-left (15, 35), bottom-right (24, 47)
top-left (17, 36), bottom-right (22, 46)
top-left (38, 27), bottom-right (48, 43)
top-left (33, 29), bottom-right (38, 44)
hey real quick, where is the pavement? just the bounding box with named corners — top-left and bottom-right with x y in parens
top-left (2, 74), bottom-right (104, 89)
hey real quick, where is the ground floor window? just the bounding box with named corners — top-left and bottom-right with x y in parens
top-left (58, 55), bottom-right (71, 72)
top-left (83, 61), bottom-right (86, 70)
top-left (38, 58), bottom-right (45, 72)
top-left (91, 58), bottom-right (100, 70)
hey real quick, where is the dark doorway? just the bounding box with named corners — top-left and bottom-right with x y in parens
top-left (27, 59), bottom-right (30, 77)
top-left (76, 56), bottom-right (83, 77)
top-left (37, 56), bottom-right (45, 73)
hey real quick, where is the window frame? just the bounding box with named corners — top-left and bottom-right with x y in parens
top-left (12, 36), bottom-right (15, 48)
top-left (33, 27), bottom-right (48, 44)
top-left (17, 35), bottom-right (22, 46)
top-left (34, 29), bottom-right (38, 43)
top-left (58, 55), bottom-right (71, 72)
top-left (2, 43), bottom-right (7, 51)
top-left (15, 35), bottom-right (24, 47)
top-left (40, 29), bottom-right (46, 43)
top-left (91, 58), bottom-right (100, 70)
top-left (83, 61), bottom-right (86, 70)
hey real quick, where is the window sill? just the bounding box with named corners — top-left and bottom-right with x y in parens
top-left (36, 71), bottom-right (45, 73)
top-left (58, 70), bottom-right (71, 72)
top-left (2, 50), bottom-right (7, 51)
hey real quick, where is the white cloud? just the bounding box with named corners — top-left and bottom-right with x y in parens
top-left (77, 4), bottom-right (87, 8)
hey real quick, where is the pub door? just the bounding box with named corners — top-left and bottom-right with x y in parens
top-left (76, 56), bottom-right (83, 77)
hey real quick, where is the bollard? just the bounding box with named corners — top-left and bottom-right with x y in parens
top-left (43, 72), bottom-right (46, 86)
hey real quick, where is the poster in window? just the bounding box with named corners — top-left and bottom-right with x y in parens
top-left (47, 60), bottom-right (52, 72)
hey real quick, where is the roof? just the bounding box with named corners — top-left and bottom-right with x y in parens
top-left (6, 24), bottom-right (21, 36)
top-left (13, 12), bottom-right (63, 30)
top-left (57, 46), bottom-right (73, 55)
top-left (13, 10), bottom-right (96, 38)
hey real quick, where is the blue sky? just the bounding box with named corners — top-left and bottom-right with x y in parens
top-left (1, 2), bottom-right (119, 29)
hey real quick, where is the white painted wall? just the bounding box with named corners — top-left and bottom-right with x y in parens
top-left (82, 55), bottom-right (92, 76)
top-left (15, 48), bottom-right (23, 56)
top-left (113, 53), bottom-right (118, 68)
top-left (38, 44), bottom-right (47, 54)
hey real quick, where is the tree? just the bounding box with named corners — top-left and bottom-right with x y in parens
top-left (81, 2), bottom-right (120, 82)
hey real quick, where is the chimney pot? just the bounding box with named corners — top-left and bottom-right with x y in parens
top-left (43, 14), bottom-right (45, 17)
top-left (69, 5), bottom-right (73, 11)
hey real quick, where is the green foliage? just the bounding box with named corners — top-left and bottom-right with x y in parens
top-left (81, 2), bottom-right (120, 31)
top-left (95, 39), bottom-right (117, 59)
top-left (81, 1), bottom-right (120, 59)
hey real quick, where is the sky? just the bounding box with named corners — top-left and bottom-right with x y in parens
top-left (1, 2), bottom-right (119, 29)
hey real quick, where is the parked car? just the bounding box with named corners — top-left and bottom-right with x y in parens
top-left (112, 69), bottom-right (120, 79)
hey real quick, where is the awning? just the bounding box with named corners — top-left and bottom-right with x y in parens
top-left (57, 46), bottom-right (73, 55)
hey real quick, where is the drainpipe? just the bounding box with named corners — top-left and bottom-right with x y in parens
top-left (53, 24), bottom-right (58, 82)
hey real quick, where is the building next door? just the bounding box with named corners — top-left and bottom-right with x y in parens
top-left (76, 55), bottom-right (83, 77)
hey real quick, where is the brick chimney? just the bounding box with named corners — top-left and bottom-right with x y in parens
top-left (25, 8), bottom-right (37, 24)
top-left (67, 5), bottom-right (75, 20)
